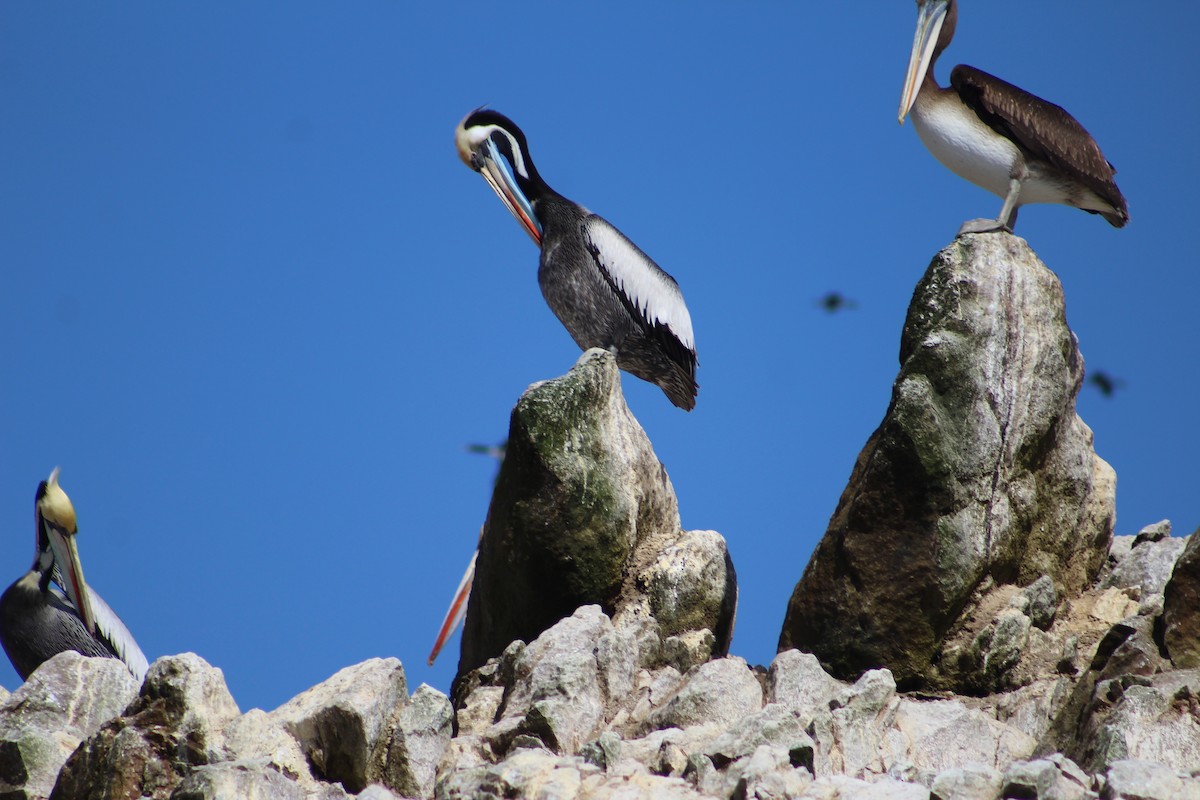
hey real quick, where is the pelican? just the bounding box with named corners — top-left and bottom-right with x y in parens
top-left (0, 469), bottom-right (149, 681)
top-left (899, 0), bottom-right (1128, 234)
top-left (455, 109), bottom-right (698, 410)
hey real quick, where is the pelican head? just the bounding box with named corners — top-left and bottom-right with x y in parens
top-left (899, 0), bottom-right (954, 124)
top-left (35, 468), bottom-right (96, 635)
top-left (456, 109), bottom-right (544, 245)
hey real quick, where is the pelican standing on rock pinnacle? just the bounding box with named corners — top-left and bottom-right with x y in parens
top-left (898, 0), bottom-right (1128, 234)
top-left (455, 109), bottom-right (698, 410)
top-left (0, 469), bottom-right (149, 681)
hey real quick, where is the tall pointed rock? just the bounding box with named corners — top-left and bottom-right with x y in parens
top-left (456, 349), bottom-right (736, 686)
top-left (779, 234), bottom-right (1115, 692)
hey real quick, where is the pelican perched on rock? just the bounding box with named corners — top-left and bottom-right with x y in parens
top-left (0, 469), bottom-right (148, 681)
top-left (455, 109), bottom-right (698, 410)
top-left (898, 0), bottom-right (1128, 234)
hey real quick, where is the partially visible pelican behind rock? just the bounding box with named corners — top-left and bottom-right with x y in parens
top-left (0, 468), bottom-right (149, 682)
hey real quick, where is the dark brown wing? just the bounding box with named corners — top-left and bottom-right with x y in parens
top-left (951, 64), bottom-right (1127, 221)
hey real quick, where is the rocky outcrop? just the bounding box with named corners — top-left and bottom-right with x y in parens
top-left (0, 651), bottom-right (138, 799)
top-left (1, 237), bottom-right (1195, 799)
top-left (4, 575), bottom-right (1199, 800)
top-left (457, 348), bottom-right (737, 682)
top-left (779, 234), bottom-right (1115, 693)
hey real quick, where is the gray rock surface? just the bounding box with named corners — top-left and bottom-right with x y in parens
top-left (52, 652), bottom-right (240, 800)
top-left (385, 683), bottom-right (453, 798)
top-left (270, 657), bottom-right (409, 794)
top-left (1162, 532), bottom-right (1200, 668)
top-left (0, 651), bottom-right (139, 799)
top-left (457, 349), bottom-right (736, 683)
top-left (779, 234), bottom-right (1115, 693)
top-left (0, 552), bottom-right (1193, 799)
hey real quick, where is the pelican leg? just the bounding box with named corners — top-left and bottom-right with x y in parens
top-left (956, 176), bottom-right (1022, 236)
top-left (995, 175), bottom-right (1022, 229)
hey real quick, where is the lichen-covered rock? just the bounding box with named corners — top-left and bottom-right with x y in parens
top-left (51, 653), bottom-right (239, 800)
top-left (457, 349), bottom-right (736, 682)
top-left (1161, 532), bottom-right (1200, 668)
top-left (779, 234), bottom-right (1114, 693)
top-left (270, 657), bottom-right (408, 795)
top-left (0, 652), bottom-right (139, 799)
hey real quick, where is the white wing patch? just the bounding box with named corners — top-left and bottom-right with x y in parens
top-left (88, 586), bottom-right (150, 681)
top-left (582, 217), bottom-right (695, 352)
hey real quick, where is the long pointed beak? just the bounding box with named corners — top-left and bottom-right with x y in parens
top-left (471, 139), bottom-right (543, 246)
top-left (899, 0), bottom-right (947, 124)
top-left (46, 524), bottom-right (96, 635)
top-left (428, 547), bottom-right (478, 666)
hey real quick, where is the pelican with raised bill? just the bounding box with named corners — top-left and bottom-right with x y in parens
top-left (0, 468), bottom-right (149, 682)
top-left (898, 0), bottom-right (1128, 234)
top-left (455, 109), bottom-right (699, 410)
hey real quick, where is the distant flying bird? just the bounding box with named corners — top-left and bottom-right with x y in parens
top-left (1087, 371), bottom-right (1126, 398)
top-left (465, 441), bottom-right (507, 462)
top-left (817, 292), bottom-right (858, 313)
top-left (898, 0), bottom-right (1128, 234)
top-left (456, 109), bottom-right (699, 410)
top-left (0, 469), bottom-right (149, 682)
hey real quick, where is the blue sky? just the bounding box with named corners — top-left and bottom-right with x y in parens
top-left (2, 3), bottom-right (1196, 711)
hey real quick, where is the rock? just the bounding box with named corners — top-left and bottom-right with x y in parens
top-left (703, 703), bottom-right (815, 771)
top-left (1074, 671), bottom-right (1200, 773)
top-left (0, 652), bottom-right (138, 799)
top-left (52, 652), bottom-right (240, 800)
top-left (620, 529), bottom-right (737, 659)
top-left (383, 683), bottom-right (453, 799)
top-left (1102, 759), bottom-right (1187, 800)
top-left (779, 234), bottom-right (1114, 692)
top-left (493, 606), bottom-right (609, 755)
top-left (223, 708), bottom-right (317, 789)
top-left (698, 744), bottom-right (812, 799)
top-left (642, 656), bottom-right (763, 733)
top-left (1132, 521), bottom-right (1172, 547)
top-left (1002, 757), bottom-right (1091, 800)
top-left (436, 748), bottom-right (587, 800)
top-left (579, 731), bottom-right (622, 771)
top-left (887, 696), bottom-right (1036, 778)
top-left (768, 650), bottom-right (849, 723)
top-left (804, 774), bottom-right (931, 800)
top-left (357, 786), bottom-right (405, 800)
top-left (168, 761), bottom-right (311, 800)
top-left (457, 349), bottom-right (736, 682)
top-left (1104, 526), bottom-right (1186, 615)
top-left (930, 764), bottom-right (1003, 800)
top-left (270, 657), bottom-right (408, 795)
top-left (1021, 576), bottom-right (1060, 631)
top-left (1162, 533), bottom-right (1200, 668)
